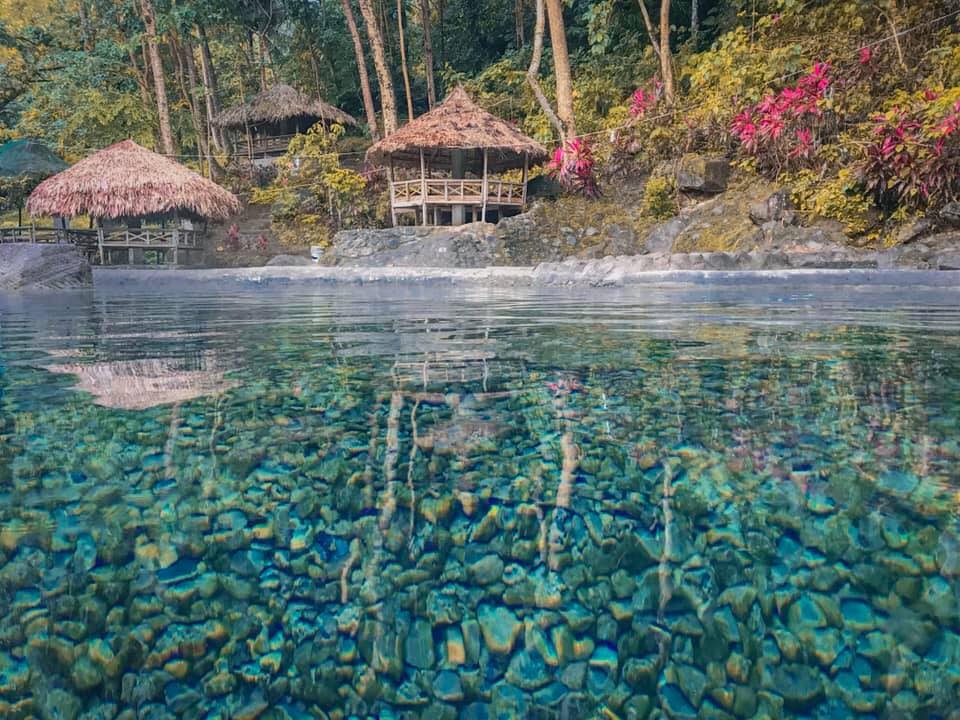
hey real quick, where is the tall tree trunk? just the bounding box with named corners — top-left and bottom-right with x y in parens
top-left (544, 0), bottom-right (575, 138)
top-left (170, 32), bottom-right (211, 175)
top-left (526, 0), bottom-right (563, 138)
top-left (138, 0), bottom-right (176, 156)
top-left (197, 25), bottom-right (225, 152)
top-left (78, 0), bottom-right (93, 52)
top-left (637, 0), bottom-right (675, 104)
top-left (183, 36), bottom-right (222, 177)
top-left (396, 0), bottom-right (414, 120)
top-left (341, 0), bottom-right (381, 140)
top-left (659, 0), bottom-right (675, 103)
top-left (418, 0), bottom-right (437, 107)
top-left (438, 0), bottom-right (445, 67)
top-left (515, 0), bottom-right (525, 49)
top-left (690, 0), bottom-right (699, 44)
top-left (358, 0), bottom-right (398, 134)
top-left (637, 0), bottom-right (662, 60)
top-left (258, 33), bottom-right (271, 91)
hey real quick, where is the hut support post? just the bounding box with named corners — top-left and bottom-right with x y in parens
top-left (420, 148), bottom-right (428, 226)
top-left (481, 149), bottom-right (489, 223)
top-left (522, 152), bottom-right (529, 208)
top-left (97, 226), bottom-right (105, 265)
top-left (451, 149), bottom-right (465, 226)
top-left (388, 157), bottom-right (397, 227)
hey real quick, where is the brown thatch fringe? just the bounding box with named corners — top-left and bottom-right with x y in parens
top-left (366, 86), bottom-right (549, 170)
top-left (26, 140), bottom-right (242, 221)
top-left (213, 84), bottom-right (358, 129)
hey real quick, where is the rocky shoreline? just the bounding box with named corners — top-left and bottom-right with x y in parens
top-left (92, 263), bottom-right (960, 291)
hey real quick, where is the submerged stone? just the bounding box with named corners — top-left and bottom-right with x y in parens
top-left (477, 605), bottom-right (521, 655)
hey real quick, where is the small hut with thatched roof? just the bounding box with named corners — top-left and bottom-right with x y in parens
top-left (214, 84), bottom-right (358, 162)
top-left (367, 86), bottom-right (549, 226)
top-left (28, 140), bottom-right (241, 265)
top-left (0, 138), bottom-right (68, 234)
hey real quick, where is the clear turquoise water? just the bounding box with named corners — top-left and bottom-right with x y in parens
top-left (1, 280), bottom-right (959, 719)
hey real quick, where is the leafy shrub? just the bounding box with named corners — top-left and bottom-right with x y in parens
top-left (250, 123), bottom-right (381, 245)
top-left (731, 62), bottom-right (835, 176)
top-left (547, 137), bottom-right (600, 198)
top-left (640, 176), bottom-right (676, 219)
top-left (789, 167), bottom-right (876, 237)
top-left (858, 88), bottom-right (960, 211)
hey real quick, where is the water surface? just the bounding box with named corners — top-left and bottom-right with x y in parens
top-left (1, 280), bottom-right (959, 719)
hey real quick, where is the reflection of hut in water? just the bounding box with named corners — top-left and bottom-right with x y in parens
top-left (45, 354), bottom-right (238, 410)
top-left (27, 140), bottom-right (241, 266)
top-left (214, 84), bottom-right (358, 162)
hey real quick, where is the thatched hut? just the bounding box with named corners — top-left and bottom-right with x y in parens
top-left (27, 140), bottom-right (241, 265)
top-left (0, 138), bottom-right (68, 230)
top-left (214, 84), bottom-right (358, 161)
top-left (367, 86), bottom-right (549, 226)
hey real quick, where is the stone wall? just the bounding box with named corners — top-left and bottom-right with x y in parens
top-left (330, 224), bottom-right (499, 268)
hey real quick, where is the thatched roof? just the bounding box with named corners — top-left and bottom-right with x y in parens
top-left (26, 140), bottom-right (241, 221)
top-left (0, 139), bottom-right (68, 178)
top-left (214, 84), bottom-right (358, 129)
top-left (366, 86), bottom-right (549, 173)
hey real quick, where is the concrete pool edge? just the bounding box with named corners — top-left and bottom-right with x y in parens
top-left (93, 264), bottom-right (960, 289)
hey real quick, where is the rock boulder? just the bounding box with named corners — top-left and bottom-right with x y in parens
top-left (0, 243), bottom-right (92, 290)
top-left (750, 189), bottom-right (797, 225)
top-left (677, 155), bottom-right (731, 193)
top-left (331, 223), bottom-right (499, 268)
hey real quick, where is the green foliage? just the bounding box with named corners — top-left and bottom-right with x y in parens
top-left (640, 176), bottom-right (677, 220)
top-left (251, 123), bottom-right (379, 246)
top-left (789, 168), bottom-right (876, 238)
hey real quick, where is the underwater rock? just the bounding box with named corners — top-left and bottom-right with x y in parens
top-left (477, 605), bottom-right (521, 655)
top-left (432, 670), bottom-right (464, 702)
top-left (405, 619), bottom-right (435, 669)
top-left (505, 650), bottom-right (551, 690)
top-left (467, 554), bottom-right (504, 586)
top-left (772, 664), bottom-right (824, 710)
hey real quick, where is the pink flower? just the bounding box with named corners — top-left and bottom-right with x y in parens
top-left (924, 89), bottom-right (940, 102)
top-left (788, 128), bottom-right (814, 159)
top-left (859, 46), bottom-right (873, 64)
top-left (630, 88), bottom-right (656, 117)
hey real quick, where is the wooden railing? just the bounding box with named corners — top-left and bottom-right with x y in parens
top-left (392, 179), bottom-right (525, 207)
top-left (249, 135), bottom-right (293, 156)
top-left (0, 226), bottom-right (99, 245)
top-left (101, 228), bottom-right (200, 248)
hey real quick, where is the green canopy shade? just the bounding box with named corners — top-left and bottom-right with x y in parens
top-left (0, 139), bottom-right (68, 179)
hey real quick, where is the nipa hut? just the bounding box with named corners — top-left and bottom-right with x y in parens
top-left (27, 140), bottom-right (241, 265)
top-left (367, 86), bottom-right (549, 226)
top-left (214, 84), bottom-right (358, 161)
top-left (0, 138), bottom-right (68, 231)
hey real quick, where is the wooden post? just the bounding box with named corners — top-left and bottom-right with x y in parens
top-left (172, 228), bottom-right (179, 266)
top-left (451, 149), bottom-right (465, 226)
top-left (388, 156), bottom-right (397, 227)
top-left (97, 226), bottom-right (105, 265)
top-left (420, 148), bottom-right (428, 226)
top-left (521, 152), bottom-right (529, 208)
top-left (481, 148), bottom-right (489, 223)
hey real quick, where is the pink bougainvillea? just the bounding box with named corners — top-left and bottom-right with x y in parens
top-left (548, 137), bottom-right (600, 198)
top-left (731, 62), bottom-right (832, 174)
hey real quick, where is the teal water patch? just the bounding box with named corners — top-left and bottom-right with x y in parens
top-left (1, 283), bottom-right (959, 718)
